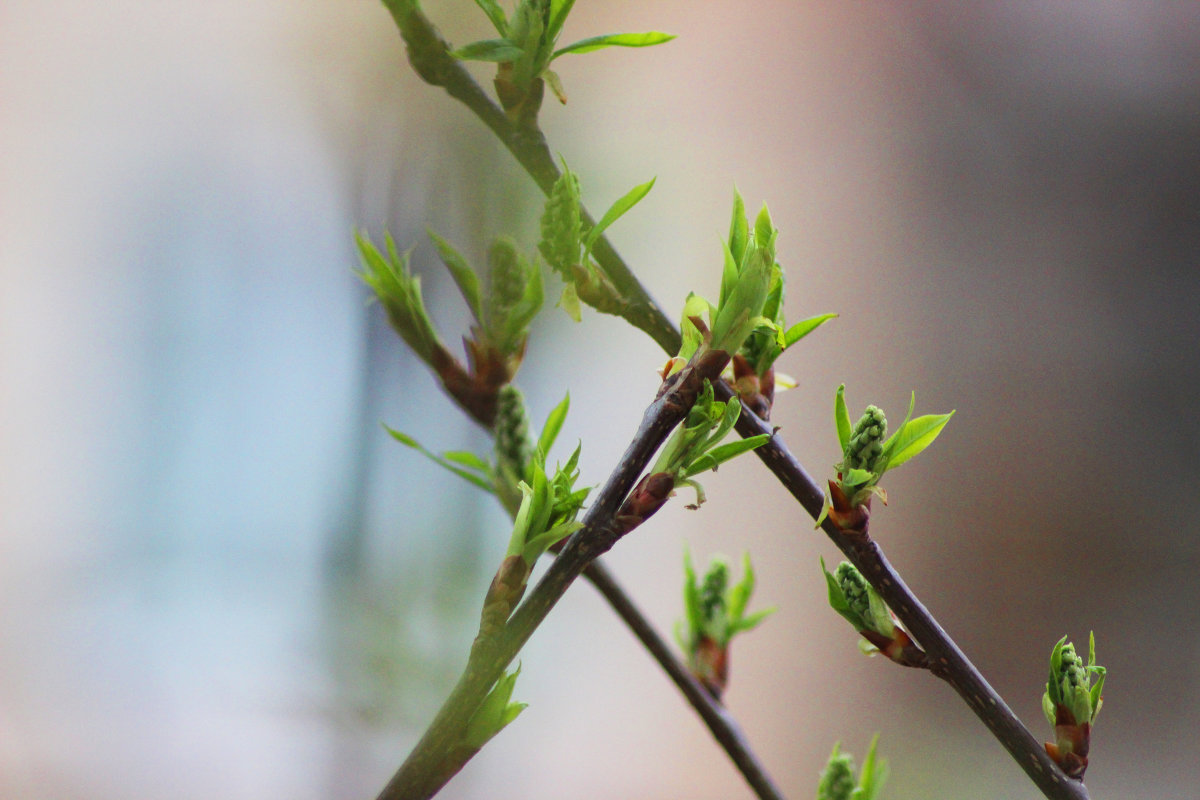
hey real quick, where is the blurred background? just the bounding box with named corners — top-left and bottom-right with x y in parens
top-left (2, 1), bottom-right (1198, 798)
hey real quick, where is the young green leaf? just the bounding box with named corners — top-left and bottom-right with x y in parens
top-left (427, 230), bottom-right (483, 323)
top-left (470, 0), bottom-right (509, 36)
top-left (727, 188), bottom-right (748, 273)
top-left (552, 31), bottom-right (676, 59)
top-left (728, 607), bottom-right (775, 636)
top-left (536, 394), bottom-right (571, 459)
top-left (557, 283), bottom-right (582, 322)
top-left (856, 734), bottom-right (888, 800)
top-left (681, 435), bottom-right (770, 477)
top-left (384, 425), bottom-right (495, 493)
top-left (443, 451), bottom-right (491, 472)
top-left (464, 664), bottom-right (527, 749)
top-left (783, 312), bottom-right (838, 347)
top-left (753, 203), bottom-right (776, 255)
top-left (834, 384), bottom-right (852, 454)
top-left (581, 176), bottom-right (656, 256)
top-left (545, 0), bottom-right (577, 43)
top-left (451, 38), bottom-right (525, 63)
top-left (821, 557), bottom-right (863, 630)
top-left (880, 411), bottom-right (955, 471)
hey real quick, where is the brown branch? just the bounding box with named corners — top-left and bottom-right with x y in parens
top-left (722, 383), bottom-right (1090, 800)
top-left (581, 559), bottom-right (786, 800)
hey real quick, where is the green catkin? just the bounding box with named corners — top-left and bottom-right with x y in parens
top-left (699, 559), bottom-right (729, 625)
top-left (538, 170), bottom-right (582, 277)
top-left (816, 746), bottom-right (856, 800)
top-left (1057, 641), bottom-right (1084, 689)
top-left (846, 405), bottom-right (887, 472)
top-left (488, 237), bottom-right (527, 321)
top-left (835, 561), bottom-right (870, 622)
top-left (494, 385), bottom-right (532, 482)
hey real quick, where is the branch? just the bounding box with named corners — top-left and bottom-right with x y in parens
top-left (723, 384), bottom-right (1091, 800)
top-left (582, 559), bottom-right (786, 800)
top-left (378, 4), bottom-right (1088, 799)
top-left (377, 355), bottom-right (735, 800)
top-left (379, 0), bottom-right (681, 355)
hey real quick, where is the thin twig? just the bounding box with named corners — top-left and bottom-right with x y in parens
top-left (582, 560), bottom-right (786, 800)
top-left (377, 3), bottom-right (1089, 799)
top-left (723, 386), bottom-right (1090, 800)
top-left (379, 0), bottom-right (682, 356)
top-left (377, 358), bottom-right (727, 800)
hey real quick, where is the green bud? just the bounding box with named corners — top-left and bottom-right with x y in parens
top-left (835, 561), bottom-right (895, 639)
top-left (539, 168), bottom-right (583, 277)
top-left (699, 559), bottom-right (729, 626)
top-left (464, 664), bottom-right (528, 750)
top-left (488, 236), bottom-right (527, 312)
top-left (816, 744), bottom-right (856, 800)
top-left (494, 385), bottom-right (533, 487)
top-left (846, 406), bottom-right (887, 473)
top-left (1043, 632), bottom-right (1105, 728)
top-left (356, 231), bottom-right (444, 364)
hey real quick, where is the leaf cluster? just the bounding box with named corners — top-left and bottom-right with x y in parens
top-left (816, 736), bottom-right (888, 800)
top-left (821, 558), bottom-right (896, 646)
top-left (649, 381), bottom-right (770, 507)
top-left (1043, 632), bottom-right (1105, 728)
top-left (673, 190), bottom-right (834, 374)
top-left (356, 231), bottom-right (444, 364)
top-left (677, 549), bottom-right (775, 652)
top-left (453, 0), bottom-right (674, 104)
top-left (538, 162), bottom-right (655, 321)
top-left (828, 384), bottom-right (954, 509)
top-left (505, 447), bottom-right (589, 566)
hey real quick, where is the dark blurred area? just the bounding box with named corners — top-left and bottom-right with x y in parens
top-left (2, 1), bottom-right (1197, 798)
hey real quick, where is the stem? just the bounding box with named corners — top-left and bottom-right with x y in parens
top-left (722, 384), bottom-right (1091, 800)
top-left (377, 359), bottom-right (726, 800)
top-left (379, 0), bottom-right (681, 355)
top-left (379, 4), bottom-right (1088, 799)
top-left (582, 560), bottom-right (786, 800)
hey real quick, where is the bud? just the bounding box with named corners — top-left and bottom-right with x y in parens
top-left (539, 169), bottom-right (583, 278)
top-left (678, 549), bottom-right (775, 699)
top-left (834, 561), bottom-right (895, 641)
top-left (823, 559), bottom-right (925, 668)
top-left (488, 237), bottom-right (527, 313)
top-left (699, 560), bottom-right (729, 626)
top-left (816, 737), bottom-right (887, 800)
top-left (494, 385), bottom-right (532, 479)
top-left (846, 405), bottom-right (887, 473)
top-left (816, 744), bottom-right (856, 800)
top-left (1042, 632), bottom-right (1105, 779)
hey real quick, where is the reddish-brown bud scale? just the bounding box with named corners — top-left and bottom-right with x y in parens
top-left (859, 627), bottom-right (928, 669)
top-left (827, 479), bottom-right (870, 535)
top-left (693, 635), bottom-right (730, 700)
top-left (1046, 711), bottom-right (1091, 779)
top-left (477, 555), bottom-right (530, 643)
top-left (614, 472), bottom-right (675, 534)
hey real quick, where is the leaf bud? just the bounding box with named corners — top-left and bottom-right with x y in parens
top-left (816, 745), bottom-right (856, 800)
top-left (699, 559), bottom-right (729, 625)
top-left (488, 237), bottom-right (527, 315)
top-left (835, 561), bottom-right (895, 640)
top-left (494, 385), bottom-right (533, 486)
top-left (538, 169), bottom-right (582, 277)
top-left (846, 406), bottom-right (887, 472)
